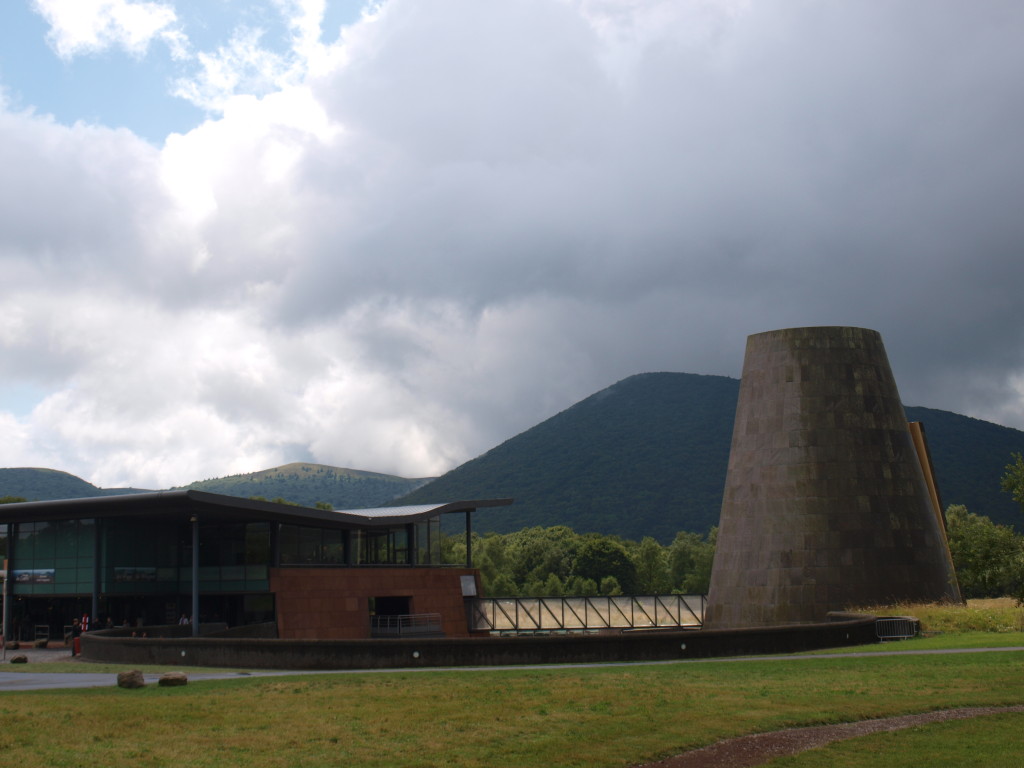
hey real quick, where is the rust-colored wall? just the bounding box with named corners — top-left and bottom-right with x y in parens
top-left (269, 567), bottom-right (480, 639)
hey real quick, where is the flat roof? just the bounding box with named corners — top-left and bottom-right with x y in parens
top-left (0, 490), bottom-right (513, 528)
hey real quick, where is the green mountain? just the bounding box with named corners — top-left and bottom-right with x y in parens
top-left (0, 463), bottom-right (429, 510)
top-left (0, 467), bottom-right (149, 501)
top-left (397, 373), bottom-right (740, 543)
top-left (395, 372), bottom-right (1024, 541)
top-left (173, 463), bottom-right (431, 508)
top-left (5, 373), bottom-right (1024, 539)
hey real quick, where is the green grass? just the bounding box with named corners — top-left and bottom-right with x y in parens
top-left (1, 599), bottom-right (1021, 767)
top-left (769, 712), bottom-right (1024, 767)
top-left (802, 630), bottom-right (1024, 655)
top-left (1, 650), bottom-right (1023, 767)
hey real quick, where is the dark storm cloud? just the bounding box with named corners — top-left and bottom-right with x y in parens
top-left (4, 0), bottom-right (1024, 487)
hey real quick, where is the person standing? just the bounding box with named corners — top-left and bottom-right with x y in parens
top-left (70, 617), bottom-right (81, 657)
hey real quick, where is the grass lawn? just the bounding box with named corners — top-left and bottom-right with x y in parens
top-left (0, 599), bottom-right (1020, 767)
top-left (1, 648), bottom-right (1022, 767)
top-left (768, 712), bottom-right (1024, 768)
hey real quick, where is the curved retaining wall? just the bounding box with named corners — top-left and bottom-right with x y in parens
top-left (81, 614), bottom-right (878, 670)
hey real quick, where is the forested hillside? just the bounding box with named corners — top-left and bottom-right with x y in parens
top-left (397, 373), bottom-right (1024, 540)
top-left (397, 373), bottom-right (739, 542)
top-left (0, 463), bottom-right (429, 510)
top-left (5, 374), bottom-right (1023, 540)
top-left (173, 463), bottom-right (431, 509)
top-left (0, 467), bottom-right (147, 501)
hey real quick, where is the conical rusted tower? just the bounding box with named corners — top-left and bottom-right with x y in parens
top-left (705, 327), bottom-right (961, 629)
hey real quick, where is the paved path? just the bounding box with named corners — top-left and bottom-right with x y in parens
top-left (2, 645), bottom-right (1023, 692)
top-left (0, 648), bottom-right (303, 690)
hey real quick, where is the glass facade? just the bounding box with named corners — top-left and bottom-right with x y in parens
top-left (416, 518), bottom-right (441, 565)
top-left (3, 506), bottom-right (455, 640)
top-left (279, 524), bottom-right (346, 565)
top-left (193, 522), bottom-right (271, 592)
top-left (12, 519), bottom-right (95, 596)
top-left (279, 519), bottom-right (442, 566)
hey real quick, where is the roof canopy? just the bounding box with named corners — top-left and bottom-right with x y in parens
top-left (0, 490), bottom-right (512, 529)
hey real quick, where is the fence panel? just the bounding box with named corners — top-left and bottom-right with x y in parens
top-left (470, 595), bottom-right (705, 633)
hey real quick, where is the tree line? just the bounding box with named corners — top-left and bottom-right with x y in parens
top-left (450, 452), bottom-right (1024, 601)
top-left (443, 526), bottom-right (716, 598)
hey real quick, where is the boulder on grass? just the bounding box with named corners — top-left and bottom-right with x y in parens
top-left (9, 655), bottom-right (28, 664)
top-left (117, 670), bottom-right (146, 689)
top-left (159, 671), bottom-right (188, 687)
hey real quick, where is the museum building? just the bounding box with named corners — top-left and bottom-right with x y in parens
top-left (0, 491), bottom-right (510, 642)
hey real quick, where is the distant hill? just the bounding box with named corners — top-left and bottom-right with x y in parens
top-left (0, 467), bottom-right (149, 501)
top-left (0, 463), bottom-right (430, 510)
top-left (396, 373), bottom-right (740, 543)
top-left (173, 463), bottom-right (432, 509)
top-left (5, 373), bottom-right (1024, 539)
top-left (394, 372), bottom-right (1024, 541)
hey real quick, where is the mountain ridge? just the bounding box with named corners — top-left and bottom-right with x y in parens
top-left (4, 372), bottom-right (1023, 540)
top-left (393, 372), bottom-right (1024, 541)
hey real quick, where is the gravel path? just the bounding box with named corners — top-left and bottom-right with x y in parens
top-left (638, 705), bottom-right (1024, 768)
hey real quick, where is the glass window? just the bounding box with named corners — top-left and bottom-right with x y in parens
top-left (278, 525), bottom-right (349, 565)
top-left (245, 523), bottom-right (270, 564)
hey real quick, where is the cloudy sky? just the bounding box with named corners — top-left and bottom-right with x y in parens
top-left (2, 0), bottom-right (1024, 490)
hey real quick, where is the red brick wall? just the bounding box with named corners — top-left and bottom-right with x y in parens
top-left (269, 567), bottom-right (480, 639)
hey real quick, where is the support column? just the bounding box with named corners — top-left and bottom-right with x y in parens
top-left (406, 523), bottom-right (417, 565)
top-left (4, 524), bottom-right (15, 642)
top-left (191, 516), bottom-right (199, 638)
top-left (91, 518), bottom-right (101, 624)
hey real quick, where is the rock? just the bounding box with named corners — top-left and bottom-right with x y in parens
top-left (158, 671), bottom-right (188, 687)
top-left (9, 655), bottom-right (28, 664)
top-left (117, 670), bottom-right (146, 689)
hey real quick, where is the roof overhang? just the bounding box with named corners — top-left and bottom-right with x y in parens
top-left (0, 491), bottom-right (513, 529)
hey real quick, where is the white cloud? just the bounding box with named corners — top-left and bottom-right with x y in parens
top-left (32, 0), bottom-right (187, 59)
top-left (5, 0), bottom-right (1024, 489)
top-left (171, 0), bottom-right (331, 112)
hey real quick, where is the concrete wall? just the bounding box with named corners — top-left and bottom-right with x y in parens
top-left (80, 613), bottom-right (879, 670)
top-left (270, 567), bottom-right (480, 639)
top-left (706, 327), bottom-right (961, 629)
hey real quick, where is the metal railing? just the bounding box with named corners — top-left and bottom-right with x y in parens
top-left (875, 616), bottom-right (919, 641)
top-left (370, 613), bottom-right (443, 638)
top-left (469, 594), bottom-right (705, 634)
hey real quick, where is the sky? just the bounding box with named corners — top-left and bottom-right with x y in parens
top-left (2, 0), bottom-right (1024, 490)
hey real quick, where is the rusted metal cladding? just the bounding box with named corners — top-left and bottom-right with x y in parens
top-left (705, 327), bottom-right (961, 629)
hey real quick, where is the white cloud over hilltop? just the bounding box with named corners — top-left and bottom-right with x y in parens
top-left (3, 0), bottom-right (1024, 488)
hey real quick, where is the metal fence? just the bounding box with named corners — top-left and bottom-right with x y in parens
top-left (469, 594), bottom-right (705, 634)
top-left (875, 616), bottom-right (919, 641)
top-left (371, 613), bottom-right (443, 638)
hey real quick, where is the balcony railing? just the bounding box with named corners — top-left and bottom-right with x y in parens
top-left (370, 613), bottom-right (444, 638)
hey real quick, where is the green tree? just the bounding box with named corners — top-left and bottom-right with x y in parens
top-left (599, 576), bottom-right (623, 596)
top-left (631, 536), bottom-right (671, 594)
top-left (564, 575), bottom-right (598, 596)
top-left (504, 526), bottom-right (581, 587)
top-left (946, 505), bottom-right (1024, 599)
top-left (1000, 452), bottom-right (1024, 521)
top-left (542, 573), bottom-right (565, 597)
top-left (668, 527), bottom-right (717, 594)
top-left (0, 496), bottom-right (28, 504)
top-left (573, 538), bottom-right (637, 594)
